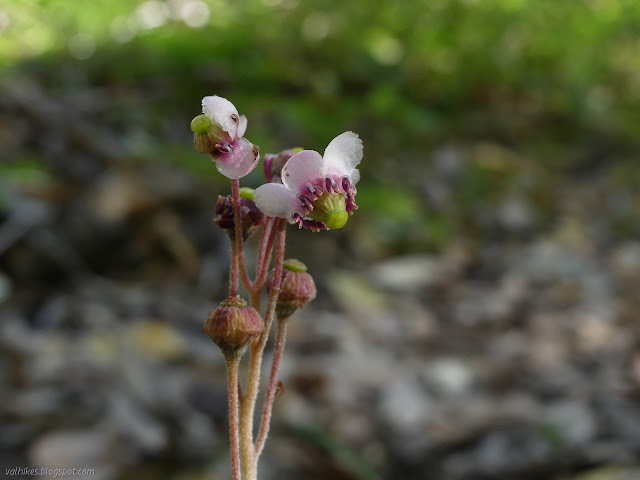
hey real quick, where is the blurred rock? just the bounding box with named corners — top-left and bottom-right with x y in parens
top-left (545, 401), bottom-right (597, 446)
top-left (29, 429), bottom-right (115, 480)
top-left (368, 255), bottom-right (439, 292)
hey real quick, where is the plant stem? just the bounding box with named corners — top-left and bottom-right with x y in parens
top-left (226, 355), bottom-right (242, 480)
top-left (229, 240), bottom-right (239, 297)
top-left (255, 217), bottom-right (274, 282)
top-left (231, 179), bottom-right (253, 292)
top-left (239, 219), bottom-right (287, 480)
top-left (255, 317), bottom-right (287, 456)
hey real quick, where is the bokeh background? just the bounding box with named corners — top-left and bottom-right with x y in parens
top-left (1, 0), bottom-right (640, 479)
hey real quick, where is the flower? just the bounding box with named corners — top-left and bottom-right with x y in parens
top-left (253, 132), bottom-right (362, 231)
top-left (191, 96), bottom-right (259, 179)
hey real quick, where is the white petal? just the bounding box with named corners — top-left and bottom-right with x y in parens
top-left (237, 114), bottom-right (248, 138)
top-left (254, 183), bottom-right (298, 220)
top-left (202, 95), bottom-right (239, 139)
top-left (215, 138), bottom-right (259, 179)
top-left (350, 169), bottom-right (360, 185)
top-left (281, 150), bottom-right (324, 192)
top-left (322, 131), bottom-right (363, 178)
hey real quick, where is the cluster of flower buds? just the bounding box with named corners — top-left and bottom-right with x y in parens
top-left (266, 259), bottom-right (317, 319)
top-left (214, 188), bottom-right (265, 240)
top-left (204, 296), bottom-right (264, 357)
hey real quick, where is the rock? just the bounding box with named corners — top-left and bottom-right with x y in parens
top-left (421, 357), bottom-right (474, 397)
top-left (545, 401), bottom-right (597, 446)
top-left (29, 429), bottom-right (114, 480)
top-left (496, 195), bottom-right (536, 232)
top-left (0, 270), bottom-right (13, 302)
top-left (368, 255), bottom-right (439, 292)
top-left (610, 242), bottom-right (640, 278)
top-left (379, 376), bottom-right (431, 434)
top-left (126, 320), bottom-right (187, 361)
top-left (108, 392), bottom-right (167, 453)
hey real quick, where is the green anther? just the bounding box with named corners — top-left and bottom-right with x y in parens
top-left (309, 192), bottom-right (349, 230)
top-left (191, 114), bottom-right (212, 133)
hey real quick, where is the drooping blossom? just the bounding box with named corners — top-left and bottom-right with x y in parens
top-left (191, 96), bottom-right (259, 179)
top-left (253, 132), bottom-right (362, 231)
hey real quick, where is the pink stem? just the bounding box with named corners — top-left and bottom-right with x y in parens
top-left (229, 240), bottom-right (239, 297)
top-left (231, 179), bottom-right (253, 292)
top-left (255, 317), bottom-right (287, 455)
top-left (226, 355), bottom-right (242, 480)
top-left (239, 219), bottom-right (286, 478)
top-left (254, 217), bottom-right (274, 284)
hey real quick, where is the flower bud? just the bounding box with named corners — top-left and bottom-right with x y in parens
top-left (266, 259), bottom-right (317, 318)
top-left (263, 148), bottom-right (302, 183)
top-left (204, 296), bottom-right (264, 357)
top-left (214, 193), bottom-right (265, 240)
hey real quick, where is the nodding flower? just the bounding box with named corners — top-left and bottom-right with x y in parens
top-left (253, 132), bottom-right (362, 231)
top-left (191, 96), bottom-right (259, 179)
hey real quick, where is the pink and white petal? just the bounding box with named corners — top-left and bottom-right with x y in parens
top-left (322, 131), bottom-right (363, 178)
top-left (202, 95), bottom-right (239, 139)
top-left (237, 114), bottom-right (248, 138)
top-left (281, 150), bottom-right (324, 193)
top-left (349, 168), bottom-right (360, 185)
top-left (215, 138), bottom-right (259, 179)
top-left (254, 183), bottom-right (299, 220)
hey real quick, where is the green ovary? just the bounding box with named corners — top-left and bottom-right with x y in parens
top-left (309, 192), bottom-right (349, 229)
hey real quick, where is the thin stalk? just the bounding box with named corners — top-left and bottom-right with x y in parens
top-left (255, 217), bottom-right (274, 282)
top-left (239, 219), bottom-right (287, 480)
top-left (231, 179), bottom-right (253, 291)
top-left (254, 220), bottom-right (278, 290)
top-left (229, 238), bottom-right (239, 297)
top-left (255, 317), bottom-right (288, 456)
top-left (226, 355), bottom-right (242, 480)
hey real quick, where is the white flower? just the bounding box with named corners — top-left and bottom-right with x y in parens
top-left (254, 132), bottom-right (362, 231)
top-left (195, 95), bottom-right (258, 179)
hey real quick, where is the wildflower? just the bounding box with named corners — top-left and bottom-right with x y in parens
top-left (253, 132), bottom-right (362, 231)
top-left (191, 96), bottom-right (259, 179)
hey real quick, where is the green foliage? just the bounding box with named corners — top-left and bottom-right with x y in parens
top-left (2, 0), bottom-right (638, 251)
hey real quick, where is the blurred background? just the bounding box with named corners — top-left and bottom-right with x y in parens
top-left (1, 0), bottom-right (640, 479)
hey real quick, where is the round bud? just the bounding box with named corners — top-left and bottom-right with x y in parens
top-left (204, 296), bottom-right (264, 357)
top-left (266, 259), bottom-right (317, 318)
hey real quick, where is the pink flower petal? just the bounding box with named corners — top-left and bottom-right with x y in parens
top-left (281, 150), bottom-right (324, 193)
top-left (215, 137), bottom-right (259, 179)
top-left (202, 95), bottom-right (240, 139)
top-left (254, 183), bottom-right (299, 220)
top-left (322, 131), bottom-right (363, 179)
top-left (237, 114), bottom-right (247, 138)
